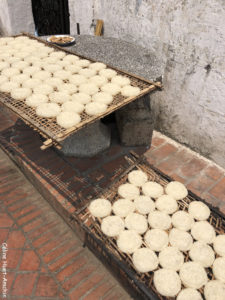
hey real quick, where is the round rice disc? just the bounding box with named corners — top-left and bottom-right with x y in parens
top-left (177, 288), bottom-right (203, 300)
top-left (24, 55), bottom-right (41, 64)
top-left (159, 246), bottom-right (184, 271)
top-left (132, 248), bottom-right (158, 273)
top-left (155, 195), bottom-right (178, 214)
top-left (148, 211), bottom-right (171, 230)
top-left (179, 262), bottom-right (208, 289)
top-left (33, 71), bottom-right (51, 81)
top-left (61, 101), bottom-right (84, 114)
top-left (36, 103), bottom-right (61, 118)
top-left (134, 195), bottom-right (155, 215)
top-left (0, 61), bottom-right (10, 70)
top-left (69, 74), bottom-right (87, 86)
top-left (49, 92), bottom-right (71, 104)
top-left (128, 170), bottom-right (148, 187)
top-left (111, 75), bottom-right (131, 87)
top-left (22, 78), bottom-right (42, 89)
top-left (23, 66), bottom-right (41, 76)
top-left (43, 64), bottom-right (62, 73)
top-left (165, 181), bottom-right (188, 200)
top-left (63, 54), bottom-right (80, 63)
top-left (53, 70), bottom-right (71, 80)
top-left (144, 229), bottom-right (168, 251)
top-left (46, 77), bottom-right (63, 88)
top-left (11, 61), bottom-right (29, 70)
top-left (191, 221), bottom-right (216, 244)
top-left (14, 51), bottom-right (30, 59)
top-left (112, 199), bottom-right (135, 218)
top-left (117, 230), bottom-right (142, 254)
top-left (65, 64), bottom-right (81, 74)
top-left (11, 88), bottom-right (32, 100)
top-left (2, 67), bottom-right (20, 77)
top-left (79, 83), bottom-right (99, 95)
top-left (99, 68), bottom-right (117, 79)
top-left (42, 57), bottom-right (58, 64)
top-left (213, 234), bottom-right (225, 257)
top-left (169, 228), bottom-right (193, 251)
top-left (11, 74), bottom-right (29, 84)
top-left (56, 111), bottom-right (81, 129)
top-left (189, 241), bottom-right (215, 267)
top-left (125, 213), bottom-right (148, 234)
top-left (76, 59), bottom-right (91, 67)
top-left (78, 68), bottom-right (97, 78)
top-left (213, 257), bottom-right (225, 283)
top-left (172, 211), bottom-right (194, 231)
top-left (92, 92), bottom-right (113, 105)
top-left (188, 201), bottom-right (210, 221)
top-left (71, 93), bottom-right (91, 104)
top-left (33, 84), bottom-right (53, 95)
top-left (57, 60), bottom-right (70, 68)
top-left (101, 215), bottom-right (124, 237)
top-left (142, 181), bottom-right (164, 198)
top-left (204, 280), bottom-right (225, 300)
top-left (89, 62), bottom-right (106, 71)
top-left (154, 269), bottom-right (181, 297)
top-left (101, 83), bottom-right (120, 95)
top-left (0, 75), bottom-right (8, 85)
top-left (121, 85), bottom-right (140, 97)
top-left (118, 183), bottom-right (140, 200)
top-left (25, 94), bottom-right (48, 107)
top-left (50, 51), bottom-right (66, 59)
top-left (57, 83), bottom-right (77, 95)
top-left (89, 198), bottom-right (112, 218)
top-left (90, 75), bottom-right (108, 87)
top-left (0, 81), bottom-right (19, 93)
top-left (85, 102), bottom-right (107, 116)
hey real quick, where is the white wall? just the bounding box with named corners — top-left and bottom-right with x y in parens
top-left (0, 0), bottom-right (35, 35)
top-left (69, 0), bottom-right (225, 168)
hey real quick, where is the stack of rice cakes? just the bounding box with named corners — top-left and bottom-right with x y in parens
top-left (89, 170), bottom-right (225, 300)
top-left (0, 36), bottom-right (141, 129)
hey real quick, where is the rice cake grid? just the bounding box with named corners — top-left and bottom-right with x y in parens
top-left (75, 157), bottom-right (225, 300)
top-left (0, 33), bottom-right (159, 149)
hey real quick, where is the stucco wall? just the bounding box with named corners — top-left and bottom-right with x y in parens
top-left (0, 0), bottom-right (35, 35)
top-left (69, 0), bottom-right (225, 168)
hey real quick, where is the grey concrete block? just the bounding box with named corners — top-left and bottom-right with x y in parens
top-left (59, 120), bottom-right (111, 157)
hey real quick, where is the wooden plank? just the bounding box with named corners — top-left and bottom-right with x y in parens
top-left (95, 20), bottom-right (103, 36)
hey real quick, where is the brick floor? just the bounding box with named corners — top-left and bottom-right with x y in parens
top-left (0, 149), bottom-right (131, 300)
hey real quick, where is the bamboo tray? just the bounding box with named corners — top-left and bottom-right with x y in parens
top-left (72, 153), bottom-right (225, 300)
top-left (0, 33), bottom-right (162, 150)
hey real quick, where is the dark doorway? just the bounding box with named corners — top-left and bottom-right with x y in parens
top-left (31, 0), bottom-right (70, 36)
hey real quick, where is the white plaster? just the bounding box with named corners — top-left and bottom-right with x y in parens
top-left (69, 0), bottom-right (225, 168)
top-left (0, 0), bottom-right (11, 35)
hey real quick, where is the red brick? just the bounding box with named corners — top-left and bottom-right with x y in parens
top-left (151, 136), bottom-right (165, 147)
top-left (12, 205), bottom-right (36, 219)
top-left (35, 275), bottom-right (59, 297)
top-left (180, 158), bottom-right (207, 178)
top-left (20, 250), bottom-right (40, 271)
top-left (0, 212), bottom-right (14, 227)
top-left (22, 217), bottom-right (42, 233)
top-left (32, 230), bottom-right (57, 248)
top-left (83, 282), bottom-right (114, 300)
top-left (0, 229), bottom-right (9, 244)
top-left (7, 230), bottom-right (26, 249)
top-left (11, 273), bottom-right (37, 296)
top-left (28, 220), bottom-right (59, 240)
top-left (2, 271), bottom-right (15, 292)
top-left (201, 192), bottom-right (221, 208)
top-left (56, 256), bottom-right (87, 282)
top-left (7, 199), bottom-right (30, 212)
top-left (170, 173), bottom-right (187, 184)
top-left (6, 249), bottom-right (22, 269)
top-left (43, 239), bottom-right (77, 264)
top-left (37, 232), bottom-right (71, 256)
top-left (187, 175), bottom-right (215, 196)
top-left (205, 165), bottom-right (224, 181)
top-left (17, 210), bottom-right (42, 226)
top-left (62, 265), bottom-right (96, 291)
top-left (209, 177), bottom-right (225, 202)
top-left (69, 273), bottom-right (104, 300)
top-left (151, 143), bottom-right (178, 162)
top-left (48, 246), bottom-right (83, 272)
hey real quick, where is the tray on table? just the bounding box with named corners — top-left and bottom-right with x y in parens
top-left (0, 33), bottom-right (161, 150)
top-left (72, 152), bottom-right (225, 300)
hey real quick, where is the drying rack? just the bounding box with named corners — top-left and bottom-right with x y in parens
top-left (0, 33), bottom-right (162, 150)
top-left (71, 152), bottom-right (225, 300)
